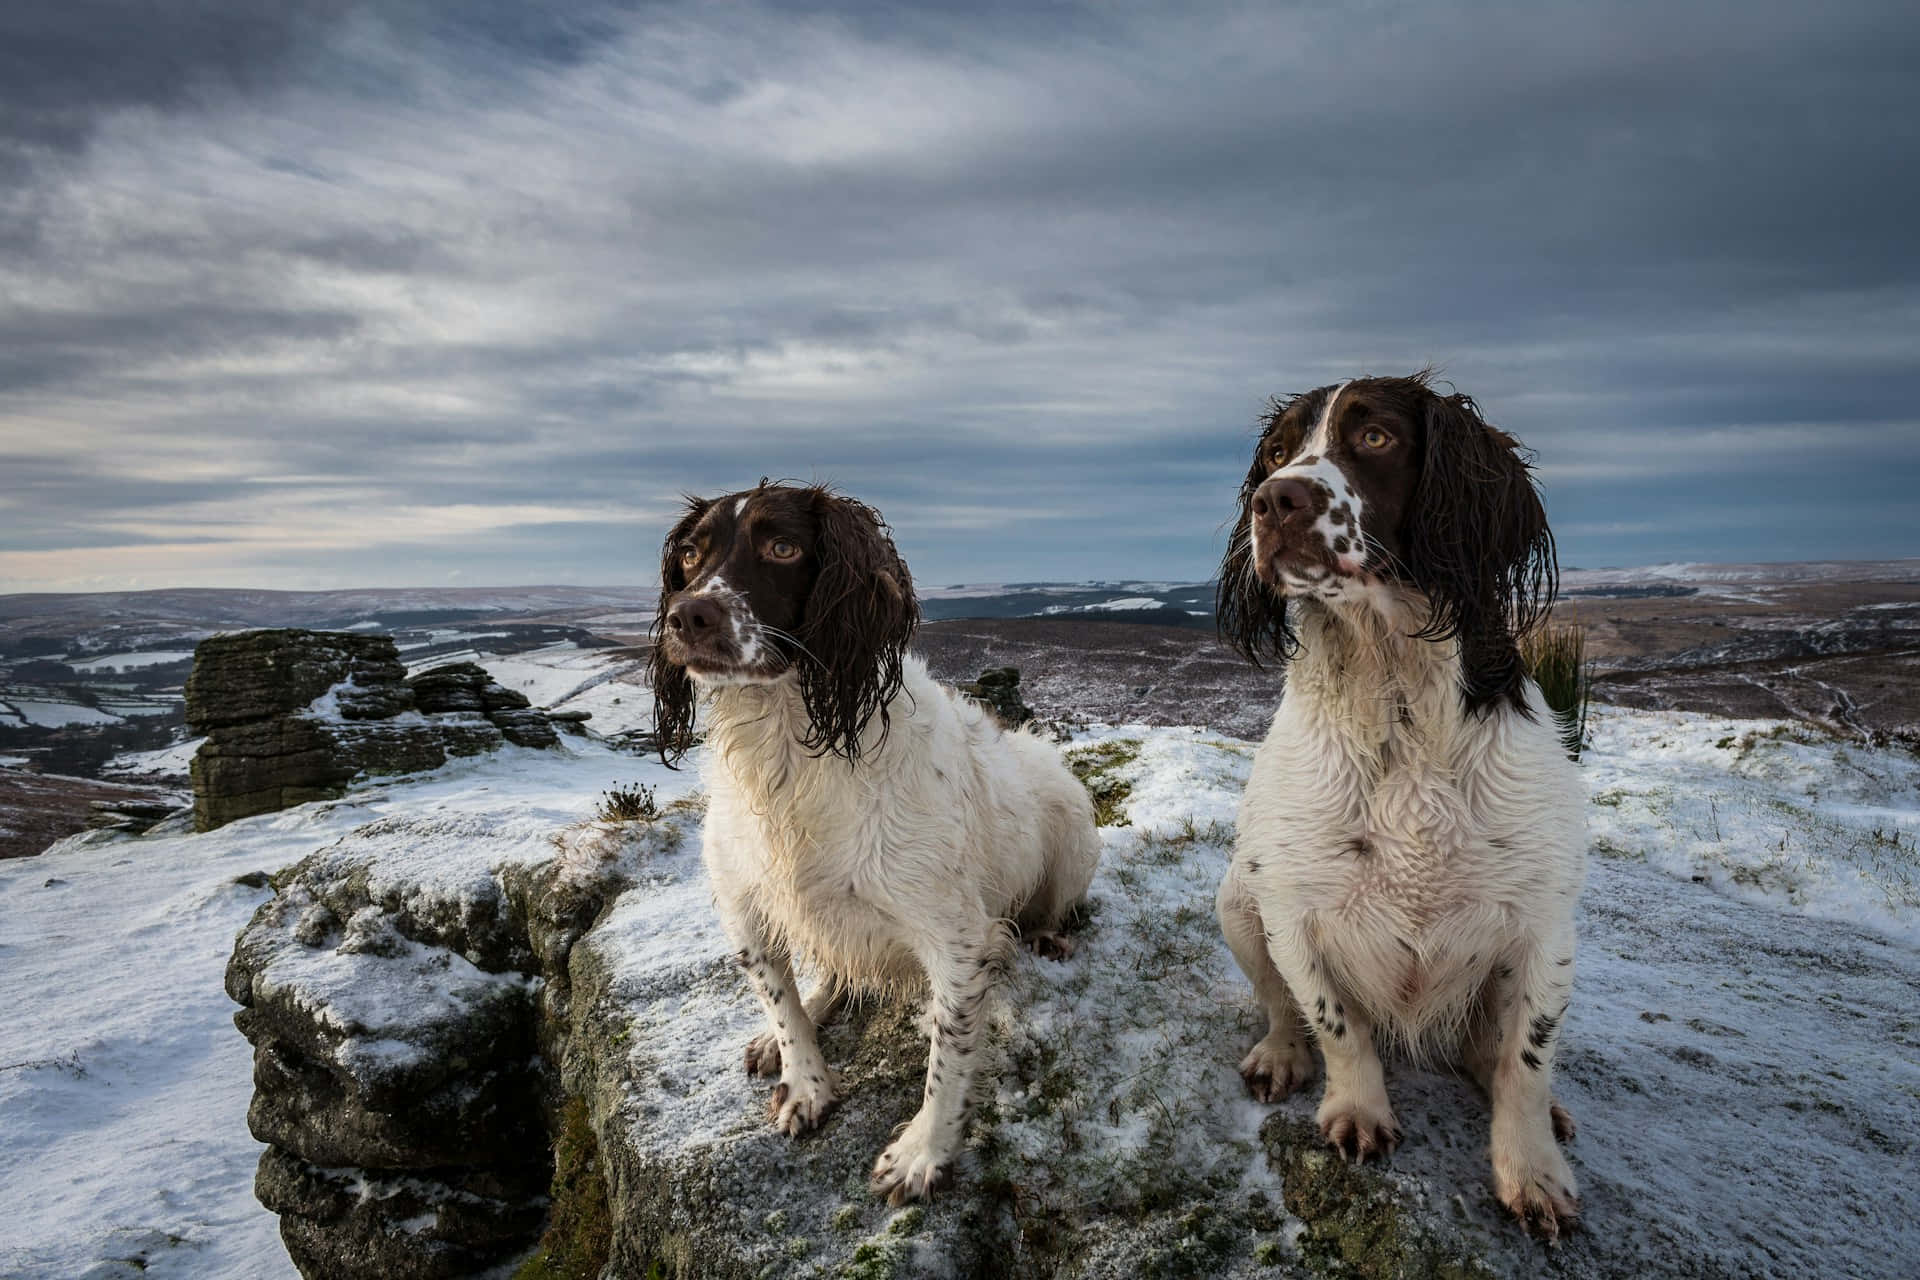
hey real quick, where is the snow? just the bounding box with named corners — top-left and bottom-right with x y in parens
top-left (1584, 706), bottom-right (1920, 943)
top-left (0, 737), bottom-right (690, 1280)
top-left (405, 642), bottom-right (652, 734)
top-left (3, 691), bottom-right (1917, 1276)
top-left (1041, 596), bottom-right (1167, 614)
top-left (67, 651), bottom-right (197, 673)
top-left (102, 738), bottom-right (206, 779)
top-left (1, 698), bottom-right (126, 727)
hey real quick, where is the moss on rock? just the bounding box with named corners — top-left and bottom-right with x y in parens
top-left (512, 1096), bottom-right (613, 1280)
top-left (1261, 1113), bottom-right (1492, 1280)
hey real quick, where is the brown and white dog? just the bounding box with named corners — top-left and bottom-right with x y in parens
top-left (649, 482), bottom-right (1099, 1203)
top-left (1214, 374), bottom-right (1587, 1238)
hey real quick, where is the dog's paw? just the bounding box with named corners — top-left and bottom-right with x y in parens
top-left (1238, 1033), bottom-right (1316, 1103)
top-left (744, 1031), bottom-right (781, 1078)
top-left (1024, 930), bottom-right (1076, 961)
top-left (768, 1069), bottom-right (839, 1137)
top-left (870, 1124), bottom-right (953, 1205)
top-left (1493, 1123), bottom-right (1580, 1242)
top-left (1316, 1091), bottom-right (1402, 1162)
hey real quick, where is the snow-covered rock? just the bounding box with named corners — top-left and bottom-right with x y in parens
top-left (4, 702), bottom-right (1916, 1279)
top-left (185, 631), bottom-right (566, 831)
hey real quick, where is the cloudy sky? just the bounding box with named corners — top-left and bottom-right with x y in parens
top-left (2, 0), bottom-right (1916, 593)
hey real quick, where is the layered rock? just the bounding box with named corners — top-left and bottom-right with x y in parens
top-left (225, 810), bottom-right (655, 1279)
top-left (187, 631), bottom-right (563, 831)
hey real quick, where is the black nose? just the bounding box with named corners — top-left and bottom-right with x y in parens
top-left (666, 596), bottom-right (722, 635)
top-left (1251, 476), bottom-right (1314, 523)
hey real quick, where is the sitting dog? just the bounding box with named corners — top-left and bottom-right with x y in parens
top-left (649, 482), bottom-right (1099, 1203)
top-left (1213, 374), bottom-right (1586, 1238)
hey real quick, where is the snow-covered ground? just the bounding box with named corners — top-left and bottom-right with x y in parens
top-left (404, 641), bottom-right (646, 725)
top-left (98, 737), bottom-right (206, 781)
top-left (0, 736), bottom-right (688, 1280)
top-left (1040, 596), bottom-right (1166, 614)
top-left (0, 697), bottom-right (127, 728)
top-left (2, 699), bottom-right (1917, 1277)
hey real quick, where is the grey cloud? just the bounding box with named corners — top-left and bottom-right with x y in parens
top-left (1, 0), bottom-right (1916, 590)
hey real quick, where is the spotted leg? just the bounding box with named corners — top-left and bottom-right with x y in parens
top-left (871, 920), bottom-right (1012, 1204)
top-left (1267, 922), bottom-right (1401, 1161)
top-left (745, 984), bottom-right (849, 1078)
top-left (1471, 940), bottom-right (1580, 1240)
top-left (722, 904), bottom-right (838, 1136)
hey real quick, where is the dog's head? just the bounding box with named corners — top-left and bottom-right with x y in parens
top-left (649, 482), bottom-right (917, 763)
top-left (1217, 372), bottom-right (1556, 710)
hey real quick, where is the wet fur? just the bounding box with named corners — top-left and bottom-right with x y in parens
top-left (648, 484), bottom-right (1099, 1203)
top-left (1215, 375), bottom-right (1587, 1238)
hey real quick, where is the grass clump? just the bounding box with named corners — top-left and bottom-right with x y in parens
top-left (1522, 621), bottom-right (1590, 760)
top-left (1065, 738), bottom-right (1142, 826)
top-left (596, 783), bottom-right (659, 823)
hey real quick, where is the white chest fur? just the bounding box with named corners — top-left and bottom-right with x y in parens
top-left (1236, 598), bottom-right (1584, 1041)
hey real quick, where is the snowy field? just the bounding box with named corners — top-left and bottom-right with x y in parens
top-left (2, 699), bottom-right (1918, 1276)
top-left (0, 696), bottom-right (129, 728)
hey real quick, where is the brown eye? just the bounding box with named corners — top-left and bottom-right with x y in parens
top-left (767, 538), bottom-right (801, 562)
top-left (677, 545), bottom-right (698, 570)
top-left (1362, 427), bottom-right (1392, 450)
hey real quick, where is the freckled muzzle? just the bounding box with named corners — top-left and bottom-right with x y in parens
top-left (660, 584), bottom-right (777, 678)
top-left (1249, 464), bottom-right (1365, 589)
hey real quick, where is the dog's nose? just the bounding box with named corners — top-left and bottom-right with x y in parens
top-left (666, 596), bottom-right (723, 635)
top-left (1251, 476), bottom-right (1314, 524)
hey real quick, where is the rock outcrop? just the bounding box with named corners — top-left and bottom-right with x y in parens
top-left (228, 789), bottom-right (1503, 1280)
top-left (224, 809), bottom-right (651, 1279)
top-left (955, 665), bottom-right (1034, 728)
top-left (229, 728), bottom-right (1920, 1280)
top-left (187, 631), bottom-right (563, 831)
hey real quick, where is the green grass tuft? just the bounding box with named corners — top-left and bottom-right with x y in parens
top-left (1522, 621), bottom-right (1590, 760)
top-left (1065, 738), bottom-right (1142, 826)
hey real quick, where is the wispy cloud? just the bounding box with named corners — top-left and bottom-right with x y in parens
top-left (2, 0), bottom-right (1916, 591)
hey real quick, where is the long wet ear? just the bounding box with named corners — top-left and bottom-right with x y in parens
top-left (1404, 389), bottom-right (1557, 714)
top-left (1216, 400), bottom-right (1297, 666)
top-left (795, 489), bottom-right (918, 760)
top-left (648, 496), bottom-right (711, 765)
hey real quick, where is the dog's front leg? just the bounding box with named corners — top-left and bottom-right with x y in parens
top-left (1268, 926), bottom-right (1401, 1161)
top-left (1480, 938), bottom-right (1580, 1240)
top-left (723, 908), bottom-right (839, 1136)
top-left (871, 922), bottom-right (1011, 1204)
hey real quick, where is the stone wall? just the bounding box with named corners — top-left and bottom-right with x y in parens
top-left (187, 631), bottom-right (561, 831)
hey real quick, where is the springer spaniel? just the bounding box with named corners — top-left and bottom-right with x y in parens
top-left (649, 482), bottom-right (1099, 1204)
top-left (1214, 374), bottom-right (1586, 1238)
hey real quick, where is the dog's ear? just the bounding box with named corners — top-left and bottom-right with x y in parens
top-left (794, 488), bottom-right (918, 761)
top-left (1404, 390), bottom-right (1557, 713)
top-left (1216, 401), bottom-right (1296, 666)
top-left (648, 495), bottom-right (711, 765)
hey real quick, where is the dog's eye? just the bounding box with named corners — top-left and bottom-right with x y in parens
top-left (766, 538), bottom-right (801, 562)
top-left (1361, 428), bottom-right (1393, 450)
top-left (677, 545), bottom-right (699, 570)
